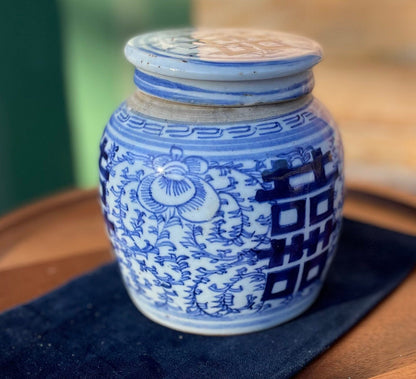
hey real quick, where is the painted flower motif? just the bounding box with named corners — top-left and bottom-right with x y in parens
top-left (138, 146), bottom-right (220, 223)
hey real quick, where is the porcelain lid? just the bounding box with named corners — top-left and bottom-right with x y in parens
top-left (125, 28), bottom-right (323, 81)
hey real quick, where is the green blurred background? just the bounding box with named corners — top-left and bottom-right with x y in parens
top-left (0, 0), bottom-right (190, 215)
top-left (1, 0), bottom-right (415, 215)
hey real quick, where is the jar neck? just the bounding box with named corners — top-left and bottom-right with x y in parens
top-left (133, 68), bottom-right (314, 106)
top-left (127, 90), bottom-right (314, 124)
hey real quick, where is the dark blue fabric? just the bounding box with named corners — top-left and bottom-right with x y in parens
top-left (1, 219), bottom-right (415, 378)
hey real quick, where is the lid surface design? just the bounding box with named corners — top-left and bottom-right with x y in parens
top-left (125, 28), bottom-right (323, 81)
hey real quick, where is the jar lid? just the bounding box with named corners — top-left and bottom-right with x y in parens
top-left (125, 28), bottom-right (323, 105)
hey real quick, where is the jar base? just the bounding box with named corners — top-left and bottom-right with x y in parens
top-left (124, 284), bottom-right (322, 336)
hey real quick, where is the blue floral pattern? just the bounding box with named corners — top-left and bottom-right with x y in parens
top-left (137, 146), bottom-right (220, 223)
top-left (99, 102), bottom-right (344, 333)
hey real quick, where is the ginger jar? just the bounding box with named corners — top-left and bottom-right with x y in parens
top-left (99, 28), bottom-right (344, 335)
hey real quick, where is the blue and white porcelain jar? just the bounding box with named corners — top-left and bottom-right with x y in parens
top-left (99, 29), bottom-right (344, 335)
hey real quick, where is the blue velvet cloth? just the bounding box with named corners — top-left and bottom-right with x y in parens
top-left (1, 219), bottom-right (415, 378)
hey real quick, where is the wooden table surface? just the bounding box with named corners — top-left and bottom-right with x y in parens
top-left (0, 184), bottom-right (415, 378)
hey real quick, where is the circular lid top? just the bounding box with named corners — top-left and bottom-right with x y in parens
top-left (125, 28), bottom-right (323, 81)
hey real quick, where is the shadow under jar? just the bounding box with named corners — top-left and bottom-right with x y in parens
top-left (99, 28), bottom-right (344, 335)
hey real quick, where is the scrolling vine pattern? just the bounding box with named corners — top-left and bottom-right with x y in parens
top-left (99, 138), bottom-right (341, 319)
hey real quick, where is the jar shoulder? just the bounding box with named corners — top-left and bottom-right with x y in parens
top-left (105, 93), bottom-right (339, 144)
top-left (123, 91), bottom-right (336, 125)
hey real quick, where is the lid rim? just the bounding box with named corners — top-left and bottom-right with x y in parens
top-left (132, 67), bottom-right (315, 106)
top-left (124, 28), bottom-right (323, 82)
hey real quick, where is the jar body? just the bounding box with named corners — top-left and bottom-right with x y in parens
top-left (99, 92), bottom-right (344, 335)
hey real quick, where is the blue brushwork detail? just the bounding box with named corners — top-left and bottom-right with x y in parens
top-left (261, 266), bottom-right (300, 301)
top-left (299, 249), bottom-right (329, 291)
top-left (135, 69), bottom-right (308, 96)
top-left (99, 137), bottom-right (117, 233)
top-left (255, 219), bottom-right (337, 270)
top-left (136, 44), bottom-right (320, 68)
top-left (255, 148), bottom-right (339, 201)
top-left (106, 99), bottom-right (333, 146)
top-left (271, 200), bottom-right (306, 235)
top-left (99, 131), bottom-right (342, 325)
top-left (99, 28), bottom-right (343, 332)
top-left (253, 147), bottom-right (339, 305)
top-left (133, 69), bottom-right (312, 106)
top-left (104, 121), bottom-right (335, 164)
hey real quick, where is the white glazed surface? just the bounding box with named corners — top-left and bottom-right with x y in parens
top-left (125, 28), bottom-right (322, 80)
top-left (99, 91), bottom-right (344, 335)
top-left (125, 28), bottom-right (322, 106)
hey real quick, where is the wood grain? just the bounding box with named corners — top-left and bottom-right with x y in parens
top-left (345, 182), bottom-right (416, 236)
top-left (0, 249), bottom-right (112, 312)
top-left (296, 267), bottom-right (416, 378)
top-left (371, 362), bottom-right (416, 379)
top-left (0, 190), bottom-right (113, 312)
top-left (0, 190), bottom-right (110, 271)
